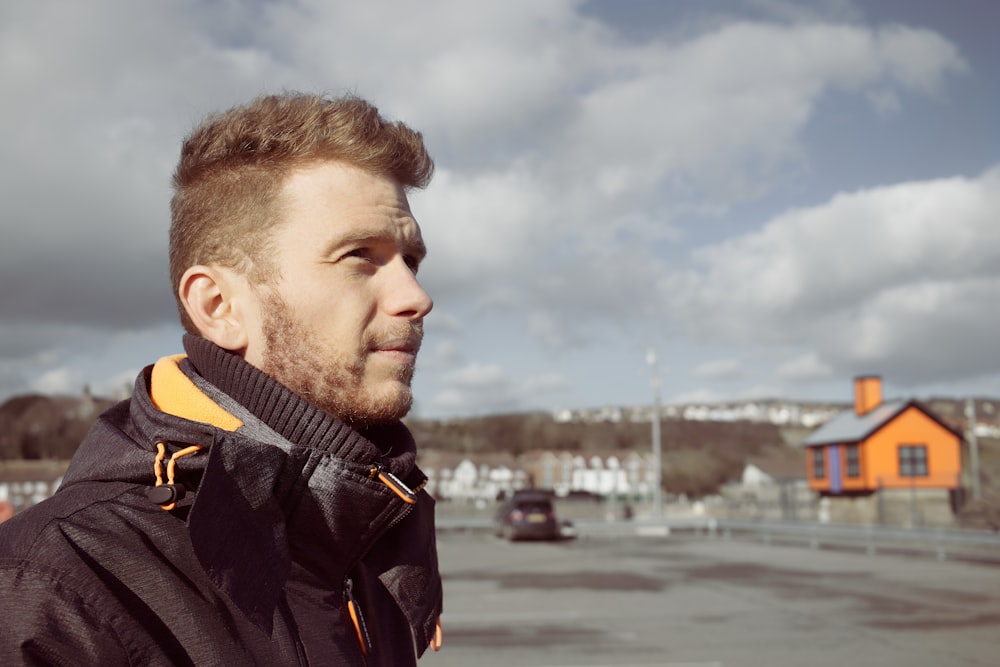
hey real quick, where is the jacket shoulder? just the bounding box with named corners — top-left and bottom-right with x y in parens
top-left (0, 480), bottom-right (140, 559)
top-left (0, 483), bottom-right (191, 664)
top-left (0, 551), bottom-right (132, 664)
top-left (0, 486), bottom-right (139, 664)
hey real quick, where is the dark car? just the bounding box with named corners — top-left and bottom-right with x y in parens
top-left (494, 492), bottom-right (561, 541)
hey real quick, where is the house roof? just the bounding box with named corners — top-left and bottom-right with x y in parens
top-left (801, 400), bottom-right (908, 447)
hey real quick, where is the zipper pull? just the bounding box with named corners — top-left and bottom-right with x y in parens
top-left (370, 464), bottom-right (417, 505)
top-left (345, 578), bottom-right (373, 657)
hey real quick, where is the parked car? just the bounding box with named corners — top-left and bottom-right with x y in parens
top-left (494, 491), bottom-right (561, 541)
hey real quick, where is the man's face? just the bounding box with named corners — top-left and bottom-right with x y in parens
top-left (243, 161), bottom-right (433, 425)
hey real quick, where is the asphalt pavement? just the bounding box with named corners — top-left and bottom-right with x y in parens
top-left (422, 529), bottom-right (1000, 667)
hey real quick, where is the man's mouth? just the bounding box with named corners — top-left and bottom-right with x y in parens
top-left (371, 335), bottom-right (422, 361)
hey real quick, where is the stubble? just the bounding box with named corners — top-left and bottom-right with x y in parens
top-left (258, 291), bottom-right (418, 426)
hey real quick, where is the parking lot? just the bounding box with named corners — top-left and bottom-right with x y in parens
top-left (424, 530), bottom-right (1000, 667)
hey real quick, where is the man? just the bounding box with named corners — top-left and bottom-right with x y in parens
top-left (0, 93), bottom-right (443, 665)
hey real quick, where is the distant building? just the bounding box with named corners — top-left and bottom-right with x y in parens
top-left (802, 376), bottom-right (963, 497)
top-left (554, 400), bottom-right (842, 428)
top-left (0, 460), bottom-right (69, 516)
top-left (723, 450), bottom-right (814, 521)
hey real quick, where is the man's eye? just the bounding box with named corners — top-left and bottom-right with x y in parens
top-left (345, 248), bottom-right (373, 262)
top-left (404, 255), bottom-right (420, 273)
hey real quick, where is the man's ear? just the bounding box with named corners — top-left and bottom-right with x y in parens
top-left (178, 265), bottom-right (253, 352)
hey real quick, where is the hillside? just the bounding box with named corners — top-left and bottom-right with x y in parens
top-left (0, 392), bottom-right (116, 460)
top-left (2, 392), bottom-right (998, 507)
top-left (0, 393), bottom-right (784, 496)
top-left (405, 411), bottom-right (786, 497)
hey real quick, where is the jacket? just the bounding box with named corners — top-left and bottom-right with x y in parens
top-left (0, 336), bottom-right (443, 666)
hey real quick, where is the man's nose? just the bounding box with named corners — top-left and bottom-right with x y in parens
top-left (384, 259), bottom-right (433, 319)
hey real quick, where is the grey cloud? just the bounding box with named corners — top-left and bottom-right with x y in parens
top-left (0, 252), bottom-right (175, 328)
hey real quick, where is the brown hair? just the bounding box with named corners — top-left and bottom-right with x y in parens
top-left (169, 92), bottom-right (434, 333)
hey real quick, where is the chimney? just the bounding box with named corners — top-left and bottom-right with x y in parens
top-left (853, 375), bottom-right (882, 415)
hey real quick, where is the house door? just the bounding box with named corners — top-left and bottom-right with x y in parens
top-left (829, 444), bottom-right (843, 494)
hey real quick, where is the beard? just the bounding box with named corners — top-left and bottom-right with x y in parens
top-left (258, 292), bottom-right (420, 427)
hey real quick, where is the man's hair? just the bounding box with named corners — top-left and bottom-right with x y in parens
top-left (169, 92), bottom-right (434, 333)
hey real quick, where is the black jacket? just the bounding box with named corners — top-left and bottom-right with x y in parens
top-left (0, 337), bottom-right (443, 666)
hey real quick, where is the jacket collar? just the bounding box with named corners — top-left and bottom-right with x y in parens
top-left (133, 343), bottom-right (421, 631)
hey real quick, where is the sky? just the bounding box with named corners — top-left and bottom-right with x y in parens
top-left (1, 0), bottom-right (999, 419)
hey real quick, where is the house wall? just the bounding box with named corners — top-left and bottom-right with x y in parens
top-left (865, 406), bottom-right (961, 490)
top-left (805, 443), bottom-right (868, 494)
top-left (807, 447), bottom-right (831, 492)
top-left (839, 444), bottom-right (869, 493)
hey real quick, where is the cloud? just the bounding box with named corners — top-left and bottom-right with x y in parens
top-left (0, 0), bottom-right (980, 413)
top-left (30, 367), bottom-right (86, 396)
top-left (428, 361), bottom-right (573, 415)
top-left (875, 24), bottom-right (967, 95)
top-left (410, 15), bottom-right (970, 357)
top-left (777, 353), bottom-right (834, 381)
top-left (691, 359), bottom-right (745, 380)
top-left (867, 88), bottom-right (902, 116)
top-left (670, 166), bottom-right (1000, 384)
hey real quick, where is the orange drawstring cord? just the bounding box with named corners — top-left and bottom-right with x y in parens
top-left (430, 617), bottom-right (443, 652)
top-left (153, 442), bottom-right (202, 510)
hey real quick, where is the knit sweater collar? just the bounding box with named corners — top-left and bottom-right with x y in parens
top-left (181, 334), bottom-right (415, 473)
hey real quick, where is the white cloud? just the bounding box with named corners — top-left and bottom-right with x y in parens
top-left (31, 367), bottom-right (86, 396)
top-left (442, 362), bottom-right (509, 389)
top-left (692, 359), bottom-right (745, 380)
top-left (876, 24), bottom-right (967, 94)
top-left (91, 368), bottom-right (140, 400)
top-left (671, 166), bottom-right (1000, 383)
top-left (429, 361), bottom-right (574, 414)
top-left (521, 373), bottom-right (574, 395)
top-left (409, 15), bottom-right (971, 360)
top-left (867, 88), bottom-right (902, 116)
top-left (423, 311), bottom-right (462, 335)
top-left (777, 353), bottom-right (834, 381)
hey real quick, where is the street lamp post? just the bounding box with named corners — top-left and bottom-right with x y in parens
top-left (647, 348), bottom-right (663, 519)
top-left (965, 398), bottom-right (982, 501)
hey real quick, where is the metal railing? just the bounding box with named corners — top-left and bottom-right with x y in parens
top-left (438, 515), bottom-right (1000, 565)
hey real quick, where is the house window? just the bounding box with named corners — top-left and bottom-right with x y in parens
top-left (898, 445), bottom-right (928, 477)
top-left (845, 444), bottom-right (860, 478)
top-left (811, 448), bottom-right (825, 479)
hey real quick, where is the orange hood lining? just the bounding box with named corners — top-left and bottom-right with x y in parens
top-left (150, 354), bottom-right (244, 432)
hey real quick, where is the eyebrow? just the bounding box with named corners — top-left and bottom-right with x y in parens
top-left (325, 229), bottom-right (427, 261)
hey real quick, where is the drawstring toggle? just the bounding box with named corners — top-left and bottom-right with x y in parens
top-left (147, 483), bottom-right (186, 506)
top-left (151, 441), bottom-right (202, 510)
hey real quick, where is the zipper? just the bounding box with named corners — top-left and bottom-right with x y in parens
top-left (369, 463), bottom-right (418, 504)
top-left (345, 462), bottom-right (424, 658)
top-left (345, 577), bottom-right (373, 660)
top-left (277, 596), bottom-right (309, 666)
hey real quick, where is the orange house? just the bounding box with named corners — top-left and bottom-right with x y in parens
top-left (803, 376), bottom-right (962, 496)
